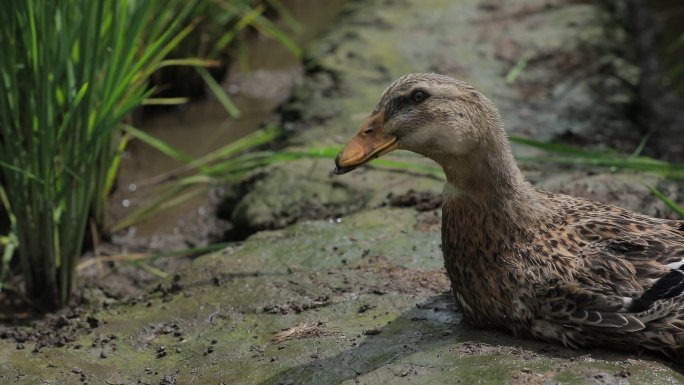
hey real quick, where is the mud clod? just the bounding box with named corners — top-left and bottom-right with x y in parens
top-left (390, 190), bottom-right (443, 211)
top-left (159, 374), bottom-right (177, 385)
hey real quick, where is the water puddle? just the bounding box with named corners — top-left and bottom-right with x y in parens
top-left (108, 0), bottom-right (348, 241)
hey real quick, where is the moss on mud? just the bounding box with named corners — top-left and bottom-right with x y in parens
top-left (2, 0), bottom-right (684, 383)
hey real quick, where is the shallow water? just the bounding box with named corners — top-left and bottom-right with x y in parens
top-left (108, 0), bottom-right (348, 237)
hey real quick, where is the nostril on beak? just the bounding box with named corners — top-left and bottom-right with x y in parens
top-left (363, 126), bottom-right (374, 135)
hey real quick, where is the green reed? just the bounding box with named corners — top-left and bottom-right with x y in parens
top-left (0, 0), bottom-right (196, 310)
top-left (112, 129), bottom-right (684, 232)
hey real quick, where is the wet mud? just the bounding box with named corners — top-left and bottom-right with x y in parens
top-left (2, 0), bottom-right (684, 384)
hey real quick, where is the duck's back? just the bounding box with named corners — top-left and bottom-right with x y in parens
top-left (442, 188), bottom-right (684, 360)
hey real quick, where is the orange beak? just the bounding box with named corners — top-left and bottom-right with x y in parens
top-left (334, 110), bottom-right (399, 175)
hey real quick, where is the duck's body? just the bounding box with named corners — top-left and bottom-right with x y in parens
top-left (444, 187), bottom-right (684, 358)
top-left (334, 73), bottom-right (684, 361)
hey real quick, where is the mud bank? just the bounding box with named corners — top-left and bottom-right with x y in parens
top-left (1, 0), bottom-right (683, 384)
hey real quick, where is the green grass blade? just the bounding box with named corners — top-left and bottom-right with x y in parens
top-left (250, 13), bottom-right (300, 57)
top-left (130, 260), bottom-right (168, 279)
top-left (190, 127), bottom-right (280, 168)
top-left (511, 135), bottom-right (684, 179)
top-left (265, 0), bottom-right (302, 32)
top-left (142, 97), bottom-right (190, 105)
top-left (210, 5), bottom-right (264, 57)
top-left (104, 133), bottom-right (130, 201)
top-left (505, 51), bottom-right (533, 84)
top-left (0, 160), bottom-right (44, 183)
top-left (159, 58), bottom-right (221, 68)
top-left (510, 135), bottom-right (609, 157)
top-left (649, 186), bottom-right (684, 218)
top-left (122, 124), bottom-right (195, 164)
top-left (196, 66), bottom-right (240, 118)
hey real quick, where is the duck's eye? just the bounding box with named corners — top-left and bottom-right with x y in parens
top-left (411, 90), bottom-right (427, 103)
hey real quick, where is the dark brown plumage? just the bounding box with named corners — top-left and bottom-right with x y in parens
top-left (334, 73), bottom-right (684, 362)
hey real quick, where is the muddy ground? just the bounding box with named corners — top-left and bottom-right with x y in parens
top-left (2, 0), bottom-right (684, 384)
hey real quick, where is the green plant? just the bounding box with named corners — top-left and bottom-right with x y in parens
top-left (510, 136), bottom-right (684, 217)
top-left (509, 135), bottom-right (684, 180)
top-left (103, 0), bottom-right (303, 232)
top-left (0, 0), bottom-right (196, 310)
top-left (112, 126), bottom-right (447, 231)
top-left (649, 186), bottom-right (684, 218)
top-left (151, 0), bottom-right (300, 101)
top-left (113, 128), bottom-right (684, 230)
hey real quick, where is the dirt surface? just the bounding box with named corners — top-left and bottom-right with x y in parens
top-left (390, 190), bottom-right (443, 212)
top-left (1, 208), bottom-right (682, 384)
top-left (1, 0), bottom-right (684, 383)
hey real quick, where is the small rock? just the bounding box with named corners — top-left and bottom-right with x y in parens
top-left (363, 328), bottom-right (381, 336)
top-left (86, 316), bottom-right (100, 328)
top-left (156, 346), bottom-right (167, 359)
top-left (159, 374), bottom-right (176, 385)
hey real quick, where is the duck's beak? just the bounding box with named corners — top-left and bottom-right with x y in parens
top-left (334, 110), bottom-right (399, 175)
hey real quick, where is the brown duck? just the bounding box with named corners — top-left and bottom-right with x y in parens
top-left (334, 73), bottom-right (684, 362)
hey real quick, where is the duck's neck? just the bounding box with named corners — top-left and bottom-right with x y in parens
top-left (436, 135), bottom-right (552, 237)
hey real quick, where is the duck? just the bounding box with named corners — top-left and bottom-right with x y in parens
top-left (333, 73), bottom-right (684, 362)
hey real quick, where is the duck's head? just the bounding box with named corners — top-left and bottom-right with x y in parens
top-left (334, 73), bottom-right (504, 175)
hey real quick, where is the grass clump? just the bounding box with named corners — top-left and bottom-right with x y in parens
top-left (0, 0), bottom-right (196, 310)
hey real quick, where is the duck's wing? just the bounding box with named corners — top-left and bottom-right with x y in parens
top-left (537, 214), bottom-right (684, 334)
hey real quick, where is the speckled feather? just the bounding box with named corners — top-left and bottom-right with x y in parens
top-left (444, 189), bottom-right (684, 358)
top-left (367, 73), bottom-right (684, 362)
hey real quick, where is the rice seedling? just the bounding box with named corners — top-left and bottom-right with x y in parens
top-left (0, 0), bottom-right (197, 310)
top-left (509, 135), bottom-right (684, 180)
top-left (511, 136), bottom-right (684, 216)
top-left (99, 1), bottom-right (298, 230)
top-left (151, 0), bottom-right (300, 102)
top-left (112, 128), bottom-right (684, 231)
top-left (111, 125), bottom-right (449, 231)
top-left (104, 0), bottom-right (302, 233)
top-left (649, 186), bottom-right (684, 219)
top-left (0, 0), bottom-right (303, 306)
top-left (76, 242), bottom-right (229, 274)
